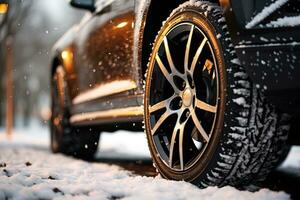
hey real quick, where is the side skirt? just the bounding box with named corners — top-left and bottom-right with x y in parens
top-left (70, 106), bottom-right (144, 126)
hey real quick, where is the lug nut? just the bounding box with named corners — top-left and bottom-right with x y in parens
top-left (179, 100), bottom-right (183, 107)
top-left (186, 111), bottom-right (190, 117)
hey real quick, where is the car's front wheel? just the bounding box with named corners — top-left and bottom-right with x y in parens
top-left (144, 1), bottom-right (290, 187)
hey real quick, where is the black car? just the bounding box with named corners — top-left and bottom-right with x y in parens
top-left (50, 0), bottom-right (300, 187)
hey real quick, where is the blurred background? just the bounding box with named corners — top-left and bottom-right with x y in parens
top-left (0, 0), bottom-right (150, 161)
top-left (0, 0), bottom-right (85, 133)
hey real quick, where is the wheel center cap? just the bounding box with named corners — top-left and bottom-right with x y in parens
top-left (182, 88), bottom-right (193, 107)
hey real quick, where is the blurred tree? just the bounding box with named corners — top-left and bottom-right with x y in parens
top-left (1, 0), bottom-right (84, 129)
top-left (0, 0), bottom-right (31, 135)
top-left (0, 0), bottom-right (9, 126)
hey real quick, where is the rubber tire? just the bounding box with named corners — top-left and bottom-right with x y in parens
top-left (50, 66), bottom-right (100, 160)
top-left (144, 1), bottom-right (290, 188)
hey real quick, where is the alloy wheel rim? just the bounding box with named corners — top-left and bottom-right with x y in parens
top-left (148, 22), bottom-right (219, 171)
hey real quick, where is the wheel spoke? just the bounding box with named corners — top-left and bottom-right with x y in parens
top-left (164, 37), bottom-right (181, 76)
top-left (184, 25), bottom-right (194, 72)
top-left (178, 125), bottom-right (185, 170)
top-left (169, 121), bottom-right (179, 168)
top-left (155, 54), bottom-right (179, 93)
top-left (151, 111), bottom-right (170, 135)
top-left (149, 95), bottom-right (174, 113)
top-left (195, 98), bottom-right (217, 113)
top-left (191, 111), bottom-right (209, 142)
top-left (190, 38), bottom-right (207, 74)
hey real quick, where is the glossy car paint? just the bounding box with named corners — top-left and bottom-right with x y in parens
top-left (51, 0), bottom-right (300, 142)
top-left (53, 0), bottom-right (143, 125)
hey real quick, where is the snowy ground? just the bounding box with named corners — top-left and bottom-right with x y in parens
top-left (0, 126), bottom-right (299, 200)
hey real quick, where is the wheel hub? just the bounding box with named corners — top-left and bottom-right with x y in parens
top-left (182, 88), bottom-right (193, 107)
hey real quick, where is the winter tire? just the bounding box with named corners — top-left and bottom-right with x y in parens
top-left (144, 1), bottom-right (290, 188)
top-left (50, 66), bottom-right (100, 160)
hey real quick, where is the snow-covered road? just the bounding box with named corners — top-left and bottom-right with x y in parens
top-left (0, 127), bottom-right (299, 200)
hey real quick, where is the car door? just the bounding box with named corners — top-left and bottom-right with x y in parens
top-left (72, 0), bottom-right (136, 106)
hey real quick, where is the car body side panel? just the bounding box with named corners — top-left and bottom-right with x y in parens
top-left (52, 0), bottom-right (141, 117)
top-left (220, 0), bottom-right (300, 115)
top-left (71, 0), bottom-right (137, 105)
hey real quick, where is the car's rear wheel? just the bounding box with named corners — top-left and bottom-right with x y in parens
top-left (144, 1), bottom-right (290, 187)
top-left (50, 66), bottom-right (100, 160)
